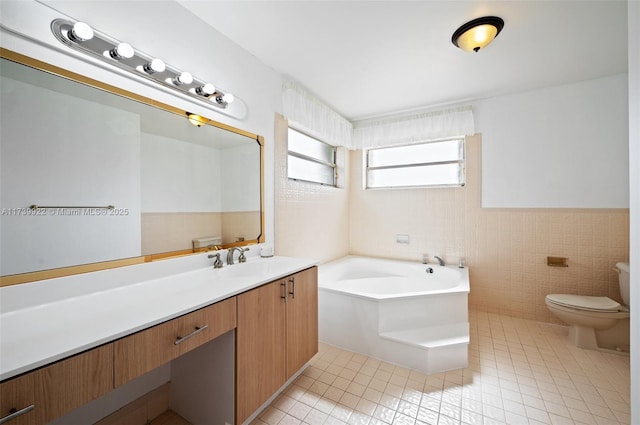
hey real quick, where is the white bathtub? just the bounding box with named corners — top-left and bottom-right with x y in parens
top-left (318, 256), bottom-right (470, 374)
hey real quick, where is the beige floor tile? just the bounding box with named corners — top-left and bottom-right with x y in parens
top-left (305, 409), bottom-right (329, 425)
top-left (289, 402), bottom-right (313, 421)
top-left (348, 411), bottom-right (373, 425)
top-left (257, 311), bottom-right (630, 425)
top-left (356, 399), bottom-right (379, 416)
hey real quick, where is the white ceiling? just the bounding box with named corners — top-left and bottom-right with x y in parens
top-left (179, 1), bottom-right (628, 121)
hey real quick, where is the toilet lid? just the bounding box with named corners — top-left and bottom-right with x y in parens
top-left (546, 294), bottom-right (621, 311)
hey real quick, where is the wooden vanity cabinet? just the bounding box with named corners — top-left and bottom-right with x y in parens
top-left (114, 297), bottom-right (236, 387)
top-left (0, 344), bottom-right (113, 425)
top-left (1, 266), bottom-right (313, 425)
top-left (285, 268), bottom-right (319, 377)
top-left (236, 267), bottom-right (318, 424)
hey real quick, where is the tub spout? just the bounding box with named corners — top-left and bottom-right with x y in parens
top-left (434, 256), bottom-right (445, 266)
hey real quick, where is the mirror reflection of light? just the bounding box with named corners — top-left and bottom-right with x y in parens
top-left (187, 113), bottom-right (206, 127)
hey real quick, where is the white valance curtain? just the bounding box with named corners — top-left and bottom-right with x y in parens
top-left (282, 80), bottom-right (475, 150)
top-left (282, 80), bottom-right (353, 148)
top-left (351, 106), bottom-right (475, 150)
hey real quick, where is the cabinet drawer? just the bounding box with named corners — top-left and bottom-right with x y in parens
top-left (0, 344), bottom-right (114, 425)
top-left (114, 297), bottom-right (236, 387)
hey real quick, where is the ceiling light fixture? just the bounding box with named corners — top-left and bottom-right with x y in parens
top-left (142, 58), bottom-right (166, 74)
top-left (212, 92), bottom-right (235, 106)
top-left (67, 21), bottom-right (93, 42)
top-left (195, 83), bottom-right (216, 96)
top-left (172, 71), bottom-right (193, 86)
top-left (108, 42), bottom-right (134, 60)
top-left (50, 19), bottom-right (238, 111)
top-left (221, 93), bottom-right (234, 104)
top-left (451, 16), bottom-right (504, 53)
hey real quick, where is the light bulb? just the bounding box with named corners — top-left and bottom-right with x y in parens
top-left (173, 71), bottom-right (193, 85)
top-left (109, 43), bottom-right (134, 59)
top-left (68, 22), bottom-right (94, 42)
top-left (196, 83), bottom-right (215, 96)
top-left (143, 58), bottom-right (165, 74)
top-left (222, 93), bottom-right (235, 104)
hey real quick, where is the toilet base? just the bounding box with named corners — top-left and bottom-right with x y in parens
top-left (568, 325), bottom-right (599, 350)
top-left (566, 319), bottom-right (630, 353)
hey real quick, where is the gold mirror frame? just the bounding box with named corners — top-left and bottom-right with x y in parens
top-left (0, 48), bottom-right (264, 286)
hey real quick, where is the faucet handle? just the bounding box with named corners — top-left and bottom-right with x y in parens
top-left (239, 247), bottom-right (249, 263)
top-left (208, 252), bottom-right (223, 268)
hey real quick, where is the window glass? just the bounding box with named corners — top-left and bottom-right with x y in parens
top-left (288, 128), bottom-right (336, 186)
top-left (365, 138), bottom-right (465, 189)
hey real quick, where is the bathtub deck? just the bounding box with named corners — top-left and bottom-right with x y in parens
top-left (379, 322), bottom-right (469, 349)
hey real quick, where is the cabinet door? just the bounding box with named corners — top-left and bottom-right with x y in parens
top-left (0, 372), bottom-right (36, 425)
top-left (286, 267), bottom-right (318, 378)
top-left (114, 297), bottom-right (236, 387)
top-left (0, 344), bottom-right (113, 425)
top-left (236, 280), bottom-right (287, 424)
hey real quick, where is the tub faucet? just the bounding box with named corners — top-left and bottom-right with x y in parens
top-left (227, 247), bottom-right (249, 265)
top-left (434, 256), bottom-right (445, 266)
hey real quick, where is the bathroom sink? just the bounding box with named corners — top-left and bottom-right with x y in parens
top-left (217, 257), bottom-right (292, 279)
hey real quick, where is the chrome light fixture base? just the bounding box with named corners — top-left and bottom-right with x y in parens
top-left (51, 19), bottom-right (236, 110)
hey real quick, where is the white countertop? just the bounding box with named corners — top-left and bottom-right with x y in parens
top-left (0, 254), bottom-right (317, 381)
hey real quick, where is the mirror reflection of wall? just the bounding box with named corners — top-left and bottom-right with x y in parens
top-left (140, 129), bottom-right (261, 255)
top-left (0, 55), bottom-right (262, 277)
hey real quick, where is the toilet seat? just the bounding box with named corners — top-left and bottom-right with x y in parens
top-left (545, 294), bottom-right (626, 312)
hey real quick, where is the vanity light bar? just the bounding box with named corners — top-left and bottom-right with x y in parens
top-left (50, 19), bottom-right (235, 110)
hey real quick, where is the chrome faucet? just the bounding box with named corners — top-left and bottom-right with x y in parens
top-left (434, 256), bottom-right (445, 266)
top-left (208, 252), bottom-right (223, 268)
top-left (227, 247), bottom-right (249, 265)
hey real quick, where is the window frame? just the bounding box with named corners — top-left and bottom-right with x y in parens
top-left (364, 137), bottom-right (466, 190)
top-left (287, 127), bottom-right (337, 187)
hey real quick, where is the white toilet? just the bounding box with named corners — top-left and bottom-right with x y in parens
top-left (545, 262), bottom-right (630, 351)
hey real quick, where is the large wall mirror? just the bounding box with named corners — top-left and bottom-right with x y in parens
top-left (0, 50), bottom-right (263, 283)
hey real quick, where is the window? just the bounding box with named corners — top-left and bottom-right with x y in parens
top-left (287, 128), bottom-right (337, 186)
top-left (365, 138), bottom-right (465, 189)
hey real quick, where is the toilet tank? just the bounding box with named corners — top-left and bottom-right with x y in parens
top-left (616, 262), bottom-right (630, 306)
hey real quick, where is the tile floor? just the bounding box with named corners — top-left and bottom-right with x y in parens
top-left (252, 310), bottom-right (631, 425)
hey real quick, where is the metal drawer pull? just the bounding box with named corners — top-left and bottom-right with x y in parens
top-left (0, 405), bottom-right (35, 424)
top-left (174, 325), bottom-right (209, 345)
top-left (281, 281), bottom-right (287, 303)
top-left (288, 277), bottom-right (296, 299)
